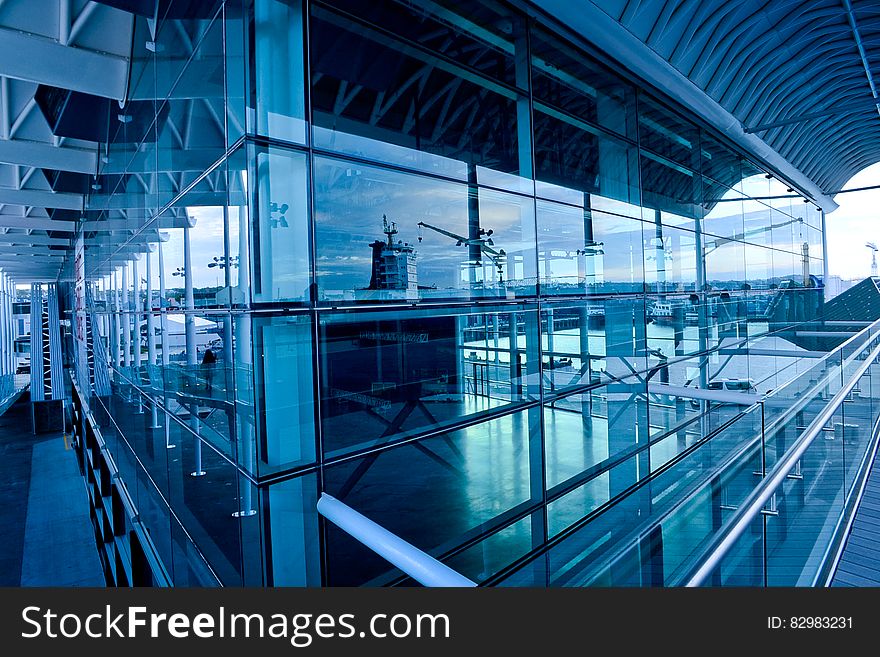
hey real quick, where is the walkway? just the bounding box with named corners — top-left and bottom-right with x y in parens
top-left (0, 394), bottom-right (104, 586)
top-left (831, 451), bottom-right (880, 586)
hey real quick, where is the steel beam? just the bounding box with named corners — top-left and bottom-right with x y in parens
top-left (0, 139), bottom-right (97, 174)
top-left (0, 26), bottom-right (128, 100)
top-left (0, 215), bottom-right (77, 232)
top-left (0, 187), bottom-right (82, 211)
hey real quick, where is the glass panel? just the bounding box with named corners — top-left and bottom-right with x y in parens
top-left (249, 144), bottom-right (311, 304)
top-left (250, 0), bottom-right (307, 144)
top-left (323, 407), bottom-right (542, 586)
top-left (225, 0), bottom-right (246, 146)
top-left (530, 26), bottom-right (636, 140)
top-left (638, 96), bottom-right (699, 169)
top-left (533, 107), bottom-right (639, 205)
top-left (251, 313), bottom-right (317, 475)
top-left (318, 305), bottom-right (540, 459)
top-left (313, 156), bottom-right (536, 302)
top-left (155, 13), bottom-right (228, 210)
top-left (309, 0), bottom-right (532, 183)
top-left (265, 474), bottom-right (321, 585)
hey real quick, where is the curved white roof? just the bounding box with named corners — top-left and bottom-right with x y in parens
top-left (532, 0), bottom-right (880, 209)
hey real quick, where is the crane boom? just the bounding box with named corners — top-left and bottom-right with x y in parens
top-left (416, 221), bottom-right (507, 282)
top-left (708, 217), bottom-right (804, 253)
top-left (417, 221), bottom-right (504, 257)
top-left (417, 222), bottom-right (467, 244)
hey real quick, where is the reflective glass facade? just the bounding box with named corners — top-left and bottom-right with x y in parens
top-left (79, 0), bottom-right (826, 586)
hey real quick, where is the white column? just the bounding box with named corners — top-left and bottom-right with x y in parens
top-left (1, 273), bottom-right (7, 379)
top-left (121, 263), bottom-right (130, 368)
top-left (10, 276), bottom-right (14, 377)
top-left (132, 257), bottom-right (143, 412)
top-left (184, 223), bottom-right (204, 476)
top-left (184, 225), bottom-right (196, 366)
top-left (5, 273), bottom-right (11, 379)
top-left (132, 257), bottom-right (142, 370)
top-left (234, 205), bottom-right (254, 515)
top-left (100, 278), bottom-right (110, 366)
top-left (146, 248), bottom-right (159, 428)
top-left (146, 249), bottom-right (156, 366)
top-left (158, 240), bottom-right (175, 449)
top-left (11, 276), bottom-right (15, 376)
top-left (111, 269), bottom-right (121, 369)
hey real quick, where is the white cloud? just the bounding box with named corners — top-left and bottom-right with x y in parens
top-left (826, 162), bottom-right (880, 280)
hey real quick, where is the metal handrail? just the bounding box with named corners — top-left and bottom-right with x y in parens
top-left (683, 337), bottom-right (880, 587)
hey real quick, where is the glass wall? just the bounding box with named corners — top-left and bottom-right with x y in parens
top-left (81, 0), bottom-right (827, 586)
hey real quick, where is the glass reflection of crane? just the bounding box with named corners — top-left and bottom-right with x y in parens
top-left (577, 240), bottom-right (605, 256)
top-left (706, 216), bottom-right (804, 255)
top-left (867, 242), bottom-right (878, 277)
top-left (417, 221), bottom-right (507, 283)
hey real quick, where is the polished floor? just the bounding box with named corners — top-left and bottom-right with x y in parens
top-left (0, 394), bottom-right (103, 586)
top-left (832, 452), bottom-right (880, 586)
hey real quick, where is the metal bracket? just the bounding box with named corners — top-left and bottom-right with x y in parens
top-left (761, 493), bottom-right (779, 517)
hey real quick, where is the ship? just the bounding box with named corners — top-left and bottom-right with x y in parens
top-left (356, 215), bottom-right (419, 301)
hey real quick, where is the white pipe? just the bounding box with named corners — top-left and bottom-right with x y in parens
top-left (317, 493), bottom-right (477, 587)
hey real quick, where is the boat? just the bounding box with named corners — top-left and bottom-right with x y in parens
top-left (648, 301), bottom-right (673, 322)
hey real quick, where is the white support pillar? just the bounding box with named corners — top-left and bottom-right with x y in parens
top-left (184, 223), bottom-right (204, 476)
top-left (222, 204), bottom-right (234, 393)
top-left (146, 249), bottom-right (156, 366)
top-left (111, 269), bottom-right (121, 370)
top-left (5, 274), bottom-right (10, 379)
top-left (184, 224), bottom-right (196, 367)
top-left (234, 204), bottom-right (255, 516)
top-left (146, 248), bottom-right (159, 428)
top-left (5, 273), bottom-right (11, 378)
top-left (9, 275), bottom-right (14, 377)
top-left (121, 263), bottom-right (130, 368)
top-left (132, 256), bottom-right (141, 369)
top-left (100, 278), bottom-right (110, 366)
top-left (158, 241), bottom-right (169, 370)
top-left (1, 272), bottom-right (7, 379)
top-left (11, 276), bottom-right (16, 376)
top-left (132, 256), bottom-right (143, 412)
top-left (158, 240), bottom-right (175, 449)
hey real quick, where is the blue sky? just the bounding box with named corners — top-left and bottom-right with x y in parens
top-left (825, 162), bottom-right (880, 280)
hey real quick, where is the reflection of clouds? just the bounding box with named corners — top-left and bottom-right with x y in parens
top-left (153, 206), bottom-right (227, 290)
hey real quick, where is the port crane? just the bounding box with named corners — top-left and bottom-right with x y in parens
top-left (417, 221), bottom-right (507, 282)
top-left (867, 242), bottom-right (878, 277)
